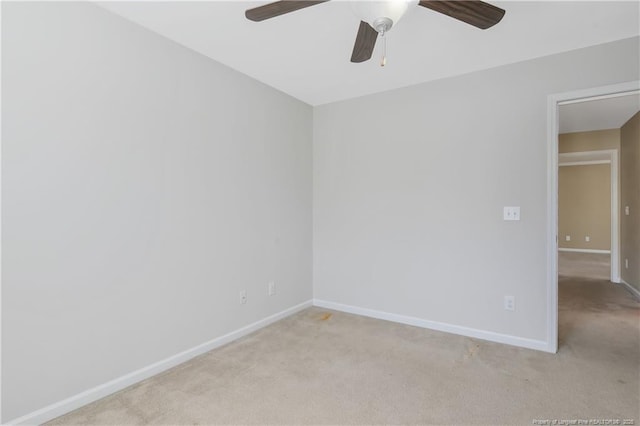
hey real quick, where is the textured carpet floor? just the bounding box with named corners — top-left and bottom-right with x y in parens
top-left (558, 251), bottom-right (611, 280)
top-left (49, 271), bottom-right (639, 424)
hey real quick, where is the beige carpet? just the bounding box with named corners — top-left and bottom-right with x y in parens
top-left (558, 251), bottom-right (611, 280)
top-left (49, 279), bottom-right (639, 424)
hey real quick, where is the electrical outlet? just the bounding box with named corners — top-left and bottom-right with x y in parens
top-left (625, 258), bottom-right (629, 269)
top-left (585, 236), bottom-right (590, 242)
top-left (625, 206), bottom-right (630, 216)
top-left (504, 296), bottom-right (515, 311)
top-left (240, 290), bottom-right (247, 305)
top-left (565, 235), bottom-right (571, 241)
top-left (268, 281), bottom-right (276, 296)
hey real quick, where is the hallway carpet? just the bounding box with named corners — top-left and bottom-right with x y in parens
top-left (558, 251), bottom-right (611, 280)
top-left (49, 282), bottom-right (639, 424)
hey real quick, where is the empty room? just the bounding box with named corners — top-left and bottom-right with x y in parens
top-left (1, 1), bottom-right (639, 425)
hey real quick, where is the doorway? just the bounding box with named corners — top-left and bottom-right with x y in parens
top-left (546, 81), bottom-right (639, 353)
top-left (558, 148), bottom-right (617, 281)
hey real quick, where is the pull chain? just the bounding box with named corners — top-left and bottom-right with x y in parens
top-left (380, 31), bottom-right (387, 67)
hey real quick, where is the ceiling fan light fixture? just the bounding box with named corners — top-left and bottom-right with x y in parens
top-left (350, 0), bottom-right (419, 33)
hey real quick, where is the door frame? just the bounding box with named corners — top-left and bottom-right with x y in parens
top-left (546, 80), bottom-right (639, 353)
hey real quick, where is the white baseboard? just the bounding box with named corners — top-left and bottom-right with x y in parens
top-left (313, 299), bottom-right (551, 353)
top-left (7, 300), bottom-right (313, 426)
top-left (558, 248), bottom-right (611, 254)
top-left (620, 279), bottom-right (640, 300)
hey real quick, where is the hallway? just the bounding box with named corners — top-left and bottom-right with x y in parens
top-left (558, 251), bottom-right (638, 364)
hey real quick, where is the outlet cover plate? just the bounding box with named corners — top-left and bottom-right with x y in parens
top-left (504, 296), bottom-right (515, 311)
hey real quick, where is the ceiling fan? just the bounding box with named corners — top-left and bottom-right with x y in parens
top-left (245, 0), bottom-right (506, 64)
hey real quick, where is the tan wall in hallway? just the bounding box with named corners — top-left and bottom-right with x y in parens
top-left (560, 129), bottom-right (620, 153)
top-left (559, 164), bottom-right (611, 250)
top-left (559, 129), bottom-right (620, 267)
top-left (620, 111), bottom-right (640, 290)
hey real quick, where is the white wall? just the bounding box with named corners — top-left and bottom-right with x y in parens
top-left (2, 2), bottom-right (312, 421)
top-left (313, 37), bottom-right (639, 344)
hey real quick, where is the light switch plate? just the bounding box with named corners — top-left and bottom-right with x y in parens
top-left (503, 206), bottom-right (521, 221)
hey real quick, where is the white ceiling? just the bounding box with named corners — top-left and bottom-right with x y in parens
top-left (559, 93), bottom-right (640, 134)
top-left (97, 1), bottom-right (640, 106)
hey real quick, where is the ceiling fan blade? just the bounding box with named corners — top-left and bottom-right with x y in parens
top-left (418, 1), bottom-right (505, 29)
top-left (245, 1), bottom-right (329, 22)
top-left (351, 21), bottom-right (378, 63)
